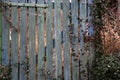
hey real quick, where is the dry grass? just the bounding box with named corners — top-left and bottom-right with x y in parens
top-left (101, 13), bottom-right (120, 54)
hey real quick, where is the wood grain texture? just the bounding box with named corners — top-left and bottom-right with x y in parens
top-left (63, 0), bottom-right (71, 80)
top-left (71, 0), bottom-right (79, 80)
top-left (87, 0), bottom-right (94, 79)
top-left (80, 0), bottom-right (88, 80)
top-left (29, 0), bottom-right (35, 3)
top-left (54, 0), bottom-right (62, 79)
top-left (37, 8), bottom-right (45, 80)
top-left (11, 6), bottom-right (18, 80)
top-left (118, 0), bottom-right (120, 19)
top-left (20, 7), bottom-right (27, 80)
top-left (2, 1), bottom-right (48, 8)
top-left (29, 8), bottom-right (36, 80)
top-left (2, 6), bottom-right (9, 66)
top-left (37, 0), bottom-right (45, 80)
top-left (46, 0), bottom-right (53, 80)
top-left (37, 9), bottom-right (45, 80)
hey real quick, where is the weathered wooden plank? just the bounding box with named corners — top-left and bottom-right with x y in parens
top-left (2, 6), bottom-right (9, 66)
top-left (46, 0), bottom-right (53, 80)
top-left (0, 7), bottom-right (2, 65)
top-left (29, 0), bottom-right (35, 3)
top-left (54, 0), bottom-right (62, 80)
top-left (37, 8), bottom-right (45, 80)
top-left (11, 6), bottom-right (18, 80)
top-left (7, 0), bottom-right (15, 2)
top-left (20, 7), bottom-right (27, 80)
top-left (87, 0), bottom-right (94, 79)
top-left (37, 0), bottom-right (45, 80)
top-left (119, 0), bottom-right (120, 19)
top-left (63, 0), bottom-right (71, 80)
top-left (29, 8), bottom-right (36, 80)
top-left (8, 0), bottom-right (24, 2)
top-left (19, 1), bottom-right (27, 80)
top-left (71, 0), bottom-right (79, 80)
top-left (88, 0), bottom-right (94, 37)
top-left (80, 0), bottom-right (88, 80)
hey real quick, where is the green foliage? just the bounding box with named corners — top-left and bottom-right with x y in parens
top-left (0, 65), bottom-right (11, 80)
top-left (91, 0), bottom-right (104, 27)
top-left (91, 0), bottom-right (120, 80)
top-left (91, 0), bottom-right (118, 31)
top-left (92, 54), bottom-right (120, 80)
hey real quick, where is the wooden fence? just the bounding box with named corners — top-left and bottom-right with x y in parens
top-left (0, 6), bottom-right (2, 65)
top-left (1, 0), bottom-right (94, 80)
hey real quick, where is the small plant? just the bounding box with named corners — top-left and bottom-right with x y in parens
top-left (0, 65), bottom-right (11, 80)
top-left (91, 0), bottom-right (120, 79)
top-left (92, 53), bottom-right (120, 80)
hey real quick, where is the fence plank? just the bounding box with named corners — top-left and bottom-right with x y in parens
top-left (54, 0), bottom-right (62, 79)
top-left (2, 6), bottom-right (9, 66)
top-left (46, 0), bottom-right (53, 80)
top-left (0, 7), bottom-right (2, 65)
top-left (28, 0), bottom-right (35, 3)
top-left (29, 8), bottom-right (36, 80)
top-left (63, 0), bottom-right (71, 80)
top-left (80, 0), bottom-right (88, 80)
top-left (11, 6), bottom-right (18, 80)
top-left (119, 0), bottom-right (120, 19)
top-left (37, 8), bottom-right (45, 80)
top-left (37, 0), bottom-right (45, 80)
top-left (88, 0), bottom-right (94, 37)
top-left (87, 0), bottom-right (94, 79)
top-left (20, 7), bottom-right (27, 80)
top-left (71, 0), bottom-right (79, 80)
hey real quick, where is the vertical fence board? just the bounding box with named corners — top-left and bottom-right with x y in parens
top-left (2, 6), bottom-right (9, 66)
top-left (46, 0), bottom-right (53, 80)
top-left (20, 7), bottom-right (27, 80)
top-left (37, 0), bottom-right (45, 80)
top-left (29, 0), bottom-right (35, 3)
top-left (63, 0), bottom-right (71, 80)
top-left (54, 0), bottom-right (62, 79)
top-left (119, 0), bottom-right (120, 19)
top-left (71, 0), bottom-right (79, 80)
top-left (88, 0), bottom-right (94, 79)
top-left (29, 8), bottom-right (36, 80)
top-left (80, 0), bottom-right (88, 80)
top-left (11, 7), bottom-right (18, 80)
top-left (88, 0), bottom-right (94, 37)
top-left (0, 7), bottom-right (2, 64)
top-left (37, 8), bottom-right (45, 80)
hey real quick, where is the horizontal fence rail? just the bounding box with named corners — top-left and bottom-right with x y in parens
top-left (1, 1), bottom-right (48, 8)
top-left (1, 0), bottom-right (94, 80)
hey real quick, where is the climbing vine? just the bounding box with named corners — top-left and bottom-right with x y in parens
top-left (0, 65), bottom-right (11, 80)
top-left (91, 0), bottom-right (120, 80)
